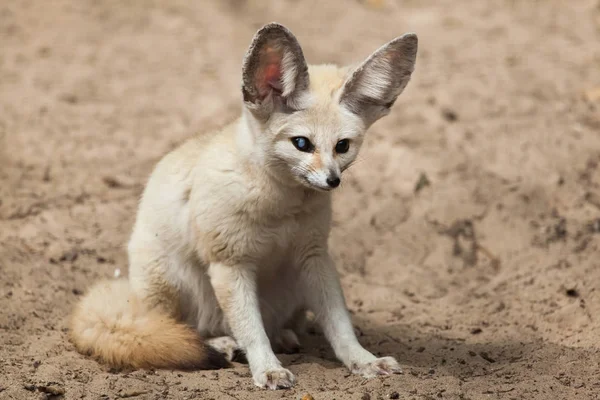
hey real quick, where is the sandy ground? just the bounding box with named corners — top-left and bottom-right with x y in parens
top-left (2, 0), bottom-right (600, 399)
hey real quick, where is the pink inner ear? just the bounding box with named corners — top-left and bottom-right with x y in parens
top-left (264, 63), bottom-right (282, 89)
top-left (256, 48), bottom-right (283, 99)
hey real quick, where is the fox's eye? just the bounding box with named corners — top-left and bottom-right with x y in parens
top-left (291, 136), bottom-right (313, 152)
top-left (335, 139), bottom-right (350, 154)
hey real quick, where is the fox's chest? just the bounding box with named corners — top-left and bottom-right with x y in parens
top-left (200, 212), bottom-right (302, 266)
top-left (254, 217), bottom-right (300, 269)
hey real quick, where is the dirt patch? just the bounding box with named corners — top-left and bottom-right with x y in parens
top-left (2, 0), bottom-right (600, 399)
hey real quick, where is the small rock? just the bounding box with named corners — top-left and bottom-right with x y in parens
top-left (120, 389), bottom-right (149, 398)
top-left (479, 351), bottom-right (496, 363)
top-left (470, 328), bottom-right (482, 335)
top-left (565, 288), bottom-right (579, 298)
top-left (361, 393), bottom-right (371, 400)
top-left (72, 288), bottom-right (83, 296)
top-left (33, 360), bottom-right (41, 368)
top-left (588, 218), bottom-right (600, 233)
top-left (103, 175), bottom-right (136, 189)
top-left (23, 384), bottom-right (36, 391)
top-left (428, 368), bottom-right (435, 374)
top-left (38, 384), bottom-right (65, 396)
top-left (414, 172), bottom-right (431, 193)
top-left (59, 249), bottom-right (78, 263)
top-left (416, 346), bottom-right (425, 353)
top-left (468, 351), bottom-right (476, 357)
top-left (441, 108), bottom-right (458, 122)
top-left (301, 394), bottom-right (315, 400)
top-left (390, 392), bottom-right (400, 399)
top-left (554, 218), bottom-right (567, 238)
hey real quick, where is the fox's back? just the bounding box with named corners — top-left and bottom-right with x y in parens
top-left (127, 120), bottom-right (238, 249)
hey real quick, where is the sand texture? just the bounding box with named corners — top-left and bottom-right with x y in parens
top-left (1, 1), bottom-right (600, 399)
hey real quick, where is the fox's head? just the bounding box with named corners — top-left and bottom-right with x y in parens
top-left (241, 23), bottom-right (417, 192)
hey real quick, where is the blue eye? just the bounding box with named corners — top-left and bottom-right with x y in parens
top-left (291, 136), bottom-right (313, 152)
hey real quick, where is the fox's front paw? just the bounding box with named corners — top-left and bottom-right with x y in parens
top-left (351, 356), bottom-right (402, 378)
top-left (253, 367), bottom-right (296, 390)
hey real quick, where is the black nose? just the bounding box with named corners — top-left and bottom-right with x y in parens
top-left (326, 176), bottom-right (341, 188)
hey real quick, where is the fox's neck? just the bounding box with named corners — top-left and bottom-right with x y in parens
top-left (235, 109), bottom-right (325, 203)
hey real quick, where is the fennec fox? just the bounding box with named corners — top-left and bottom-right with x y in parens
top-left (70, 22), bottom-right (418, 389)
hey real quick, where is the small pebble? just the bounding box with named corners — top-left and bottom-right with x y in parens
top-left (390, 392), bottom-right (400, 399)
top-left (38, 384), bottom-right (65, 396)
top-left (565, 288), bottom-right (579, 298)
top-left (441, 108), bottom-right (458, 122)
top-left (479, 351), bottom-right (496, 363)
top-left (60, 249), bottom-right (78, 262)
top-left (414, 172), bottom-right (431, 193)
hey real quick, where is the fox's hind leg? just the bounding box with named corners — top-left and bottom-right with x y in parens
top-left (128, 249), bottom-right (182, 318)
top-left (273, 329), bottom-right (301, 354)
top-left (206, 336), bottom-right (245, 362)
top-left (206, 330), bottom-right (300, 361)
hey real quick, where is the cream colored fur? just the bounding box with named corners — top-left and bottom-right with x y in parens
top-left (69, 22), bottom-right (418, 390)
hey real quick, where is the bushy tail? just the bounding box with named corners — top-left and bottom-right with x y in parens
top-left (69, 279), bottom-right (229, 370)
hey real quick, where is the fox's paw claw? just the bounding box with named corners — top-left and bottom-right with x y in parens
top-left (254, 367), bottom-right (296, 390)
top-left (351, 356), bottom-right (402, 378)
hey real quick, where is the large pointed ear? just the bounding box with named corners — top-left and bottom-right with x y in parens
top-left (241, 23), bottom-right (309, 119)
top-left (339, 33), bottom-right (418, 127)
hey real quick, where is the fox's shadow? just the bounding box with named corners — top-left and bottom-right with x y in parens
top-left (267, 315), bottom-right (583, 381)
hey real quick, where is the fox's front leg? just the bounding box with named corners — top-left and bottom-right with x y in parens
top-left (302, 254), bottom-right (402, 378)
top-left (208, 263), bottom-right (295, 389)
